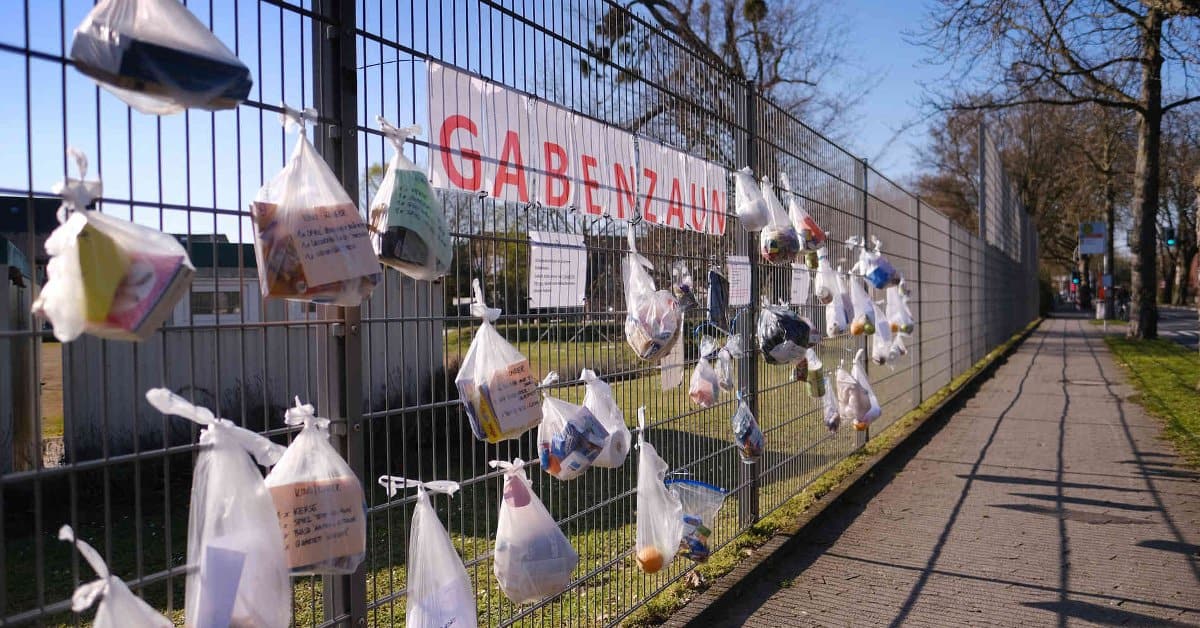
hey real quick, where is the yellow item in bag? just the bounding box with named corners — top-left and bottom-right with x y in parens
top-left (76, 222), bottom-right (130, 323)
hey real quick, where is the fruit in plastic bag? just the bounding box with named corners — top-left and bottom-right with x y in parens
top-left (821, 376), bottom-right (841, 433)
top-left (581, 369), bottom-right (631, 469)
top-left (70, 0), bottom-right (252, 115)
top-left (538, 373), bottom-right (609, 480)
top-left (848, 235), bottom-right (900, 289)
top-left (144, 388), bottom-right (291, 628)
top-left (848, 274), bottom-right (877, 336)
top-left (871, 309), bottom-right (898, 366)
top-left (264, 399), bottom-right (366, 575)
top-left (456, 279), bottom-right (541, 443)
top-left (730, 393), bottom-right (765, 463)
top-left (252, 106), bottom-right (380, 305)
top-left (837, 350), bottom-right (881, 431)
top-left (812, 248), bottom-right (838, 305)
top-left (886, 284), bottom-right (915, 334)
top-left (757, 305), bottom-right (813, 365)
top-left (758, 177), bottom-right (801, 263)
top-left (715, 334), bottom-right (743, 391)
top-left (734, 167), bottom-right (769, 231)
top-left (689, 335), bottom-right (721, 408)
top-left (33, 149), bottom-right (194, 342)
top-left (378, 477), bottom-right (478, 628)
top-left (58, 525), bottom-right (172, 628)
top-left (623, 231), bottom-right (682, 361)
top-left (634, 408), bottom-right (684, 573)
top-left (368, 117), bottom-right (452, 281)
top-left (665, 479), bottom-right (726, 563)
top-left (489, 459), bottom-right (579, 603)
top-left (780, 172), bottom-right (827, 251)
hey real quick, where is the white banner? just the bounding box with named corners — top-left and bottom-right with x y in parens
top-left (528, 231), bottom-right (587, 309)
top-left (428, 62), bottom-right (728, 235)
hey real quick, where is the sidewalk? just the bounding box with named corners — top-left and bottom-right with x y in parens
top-left (668, 317), bottom-right (1200, 627)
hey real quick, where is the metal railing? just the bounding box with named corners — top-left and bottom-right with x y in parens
top-left (0, 1), bottom-right (1038, 626)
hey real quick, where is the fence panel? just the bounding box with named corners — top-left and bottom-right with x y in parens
top-left (0, 1), bottom-right (1037, 626)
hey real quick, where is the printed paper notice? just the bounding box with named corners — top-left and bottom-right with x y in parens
top-left (789, 264), bottom-right (810, 305)
top-left (271, 477), bottom-right (366, 569)
top-left (727, 256), bottom-right (752, 306)
top-left (529, 231), bottom-right (587, 308)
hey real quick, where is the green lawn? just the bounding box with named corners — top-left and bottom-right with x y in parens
top-left (1105, 336), bottom-right (1200, 468)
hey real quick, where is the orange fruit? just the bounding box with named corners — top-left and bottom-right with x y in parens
top-left (636, 546), bottom-right (663, 573)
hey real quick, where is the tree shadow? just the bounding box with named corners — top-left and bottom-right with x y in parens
top-left (1022, 600), bottom-right (1196, 627)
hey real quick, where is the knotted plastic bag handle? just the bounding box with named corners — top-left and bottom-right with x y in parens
top-left (51, 147), bottom-right (102, 223)
top-left (376, 115), bottom-right (421, 152)
top-left (279, 104), bottom-right (318, 135)
top-left (145, 388), bottom-right (285, 467)
top-left (378, 476), bottom-right (460, 498)
top-left (58, 525), bottom-right (111, 612)
top-left (284, 397), bottom-right (330, 431)
top-left (470, 278), bottom-right (502, 322)
top-left (487, 458), bottom-right (527, 474)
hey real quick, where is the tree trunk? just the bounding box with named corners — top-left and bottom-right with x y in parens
top-left (1104, 170), bottom-right (1116, 316)
top-left (1175, 250), bottom-right (1195, 304)
top-left (1128, 10), bottom-right (1163, 339)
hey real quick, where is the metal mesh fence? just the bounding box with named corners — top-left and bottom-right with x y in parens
top-left (0, 1), bottom-right (1038, 626)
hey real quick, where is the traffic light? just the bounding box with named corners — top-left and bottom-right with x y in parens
top-left (1165, 227), bottom-right (1177, 248)
top-left (1071, 271), bottom-right (1080, 285)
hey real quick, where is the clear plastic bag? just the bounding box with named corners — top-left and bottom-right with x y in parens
top-left (252, 106), bottom-right (380, 305)
top-left (489, 459), bottom-right (579, 603)
top-left (812, 248), bottom-right (838, 305)
top-left (688, 335), bottom-right (721, 408)
top-left (886, 285), bottom-right (915, 334)
top-left (848, 235), bottom-right (900, 289)
top-left (70, 0), bottom-right (252, 115)
top-left (848, 274), bottom-right (877, 336)
top-left (891, 333), bottom-right (909, 357)
top-left (666, 479), bottom-right (727, 563)
top-left (871, 306), bottom-right (897, 366)
top-left (660, 322), bottom-right (685, 390)
top-left (758, 177), bottom-right (800, 263)
top-left (378, 477), bottom-right (477, 628)
top-left (734, 167), bottom-right (769, 231)
top-left (670, 260), bottom-right (698, 309)
top-left (538, 373), bottom-right (609, 481)
top-left (368, 117), bottom-right (452, 281)
top-left (456, 279), bottom-right (541, 443)
top-left (821, 376), bottom-right (841, 433)
top-left (623, 230), bottom-right (682, 361)
top-left (824, 265), bottom-right (850, 337)
top-left (33, 149), bottom-right (195, 342)
top-left (58, 525), bottom-right (172, 628)
top-left (837, 350), bottom-right (881, 431)
top-left (715, 333), bottom-right (743, 391)
top-left (145, 388), bottom-right (291, 628)
top-left (757, 304), bottom-right (813, 365)
top-left (580, 369), bottom-right (630, 469)
top-left (780, 172), bottom-right (827, 250)
top-left (263, 399), bottom-right (366, 575)
top-left (634, 408), bottom-right (684, 574)
top-left (731, 393), bottom-right (765, 463)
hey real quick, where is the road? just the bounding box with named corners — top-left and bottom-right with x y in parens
top-left (1159, 305), bottom-right (1199, 350)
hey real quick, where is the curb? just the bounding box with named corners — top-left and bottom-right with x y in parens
top-left (661, 318), bottom-right (1043, 627)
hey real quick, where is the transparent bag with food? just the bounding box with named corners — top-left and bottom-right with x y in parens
top-left (580, 369), bottom-right (630, 469)
top-left (58, 525), bottom-right (172, 628)
top-left (33, 149), bottom-right (195, 342)
top-left (670, 260), bottom-right (698, 309)
top-left (689, 335), bottom-right (722, 408)
top-left (378, 477), bottom-right (477, 628)
top-left (730, 391), bottom-right (765, 463)
top-left (756, 303), bottom-right (813, 365)
top-left (538, 373), bottom-right (609, 481)
top-left (824, 266), bottom-right (850, 337)
top-left (871, 306), bottom-right (897, 366)
top-left (758, 177), bottom-right (800, 263)
top-left (634, 408), bottom-right (684, 574)
top-left (455, 279), bottom-right (541, 443)
top-left (837, 350), bottom-right (881, 431)
top-left (780, 172), bottom-right (827, 251)
top-left (886, 284), bottom-right (915, 334)
top-left (812, 247), bottom-right (838, 306)
top-left (368, 117), bottom-right (452, 281)
top-left (263, 399), bottom-right (366, 575)
top-left (821, 375), bottom-right (841, 432)
top-left (144, 388), bottom-right (291, 628)
top-left (665, 479), bottom-right (726, 563)
top-left (252, 106), bottom-right (380, 305)
top-left (489, 459), bottom-right (579, 603)
top-left (849, 235), bottom-right (900, 289)
top-left (715, 333), bottom-right (743, 391)
top-left (623, 230), bottom-right (682, 361)
top-left (734, 167), bottom-right (769, 231)
top-left (848, 273), bottom-right (877, 336)
top-left (69, 0), bottom-right (252, 115)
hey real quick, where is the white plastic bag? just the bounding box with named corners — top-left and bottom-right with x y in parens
top-left (252, 106), bottom-right (380, 305)
top-left (624, 231), bottom-right (682, 362)
top-left (871, 305), bottom-right (897, 366)
top-left (70, 0), bottom-right (252, 115)
top-left (849, 235), bottom-right (901, 289)
top-left (368, 117), bottom-right (452, 281)
top-left (378, 477), bottom-right (477, 628)
top-left (824, 265), bottom-right (850, 337)
top-left (821, 376), bottom-right (840, 433)
top-left (730, 392), bottom-right (765, 463)
top-left (734, 167), bottom-right (769, 231)
top-left (780, 172), bottom-right (827, 251)
top-left (634, 408), bottom-right (684, 574)
top-left (715, 333), bottom-right (743, 391)
top-left (848, 274), bottom-right (877, 336)
top-left (455, 279), bottom-right (541, 442)
top-left (688, 335), bottom-right (721, 408)
top-left (758, 177), bottom-right (800, 263)
top-left (489, 459), bottom-right (579, 603)
top-left (33, 149), bottom-right (194, 342)
top-left (145, 388), bottom-right (291, 628)
top-left (581, 369), bottom-right (631, 469)
top-left (812, 247), bottom-right (838, 305)
top-left (58, 525), bottom-right (172, 628)
top-left (837, 350), bottom-right (881, 431)
top-left (886, 285), bottom-right (915, 334)
top-left (666, 479), bottom-right (726, 563)
top-left (538, 373), bottom-right (609, 481)
top-left (263, 398), bottom-right (366, 575)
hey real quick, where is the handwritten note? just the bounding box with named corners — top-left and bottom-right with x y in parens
top-left (270, 477), bottom-right (366, 569)
top-left (292, 202), bottom-right (379, 288)
top-left (726, 256), bottom-right (752, 306)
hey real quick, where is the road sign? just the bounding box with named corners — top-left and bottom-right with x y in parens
top-left (1079, 222), bottom-right (1105, 255)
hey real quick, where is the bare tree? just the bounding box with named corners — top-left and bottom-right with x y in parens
top-left (918, 0), bottom-right (1200, 339)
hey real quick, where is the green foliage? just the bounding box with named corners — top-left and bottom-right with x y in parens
top-left (1105, 336), bottom-right (1200, 467)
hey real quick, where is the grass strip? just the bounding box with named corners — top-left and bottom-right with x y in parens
top-left (1105, 335), bottom-right (1200, 468)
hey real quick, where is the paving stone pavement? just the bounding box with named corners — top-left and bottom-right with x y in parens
top-left (671, 317), bottom-right (1200, 627)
